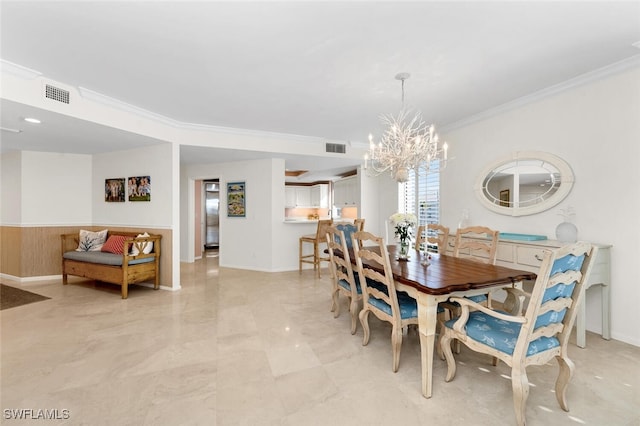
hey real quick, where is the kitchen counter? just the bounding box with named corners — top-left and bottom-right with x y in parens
top-left (284, 218), bottom-right (326, 224)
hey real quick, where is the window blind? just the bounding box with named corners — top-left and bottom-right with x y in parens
top-left (402, 160), bottom-right (441, 250)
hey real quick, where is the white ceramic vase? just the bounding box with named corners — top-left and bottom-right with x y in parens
top-left (555, 221), bottom-right (578, 243)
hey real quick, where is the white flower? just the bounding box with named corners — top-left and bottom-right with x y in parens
top-left (389, 213), bottom-right (417, 226)
top-left (389, 212), bottom-right (417, 242)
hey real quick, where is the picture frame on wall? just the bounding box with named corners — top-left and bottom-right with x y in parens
top-left (105, 178), bottom-right (125, 202)
top-left (227, 181), bottom-right (246, 217)
top-left (128, 176), bottom-right (151, 201)
top-left (499, 189), bottom-right (510, 207)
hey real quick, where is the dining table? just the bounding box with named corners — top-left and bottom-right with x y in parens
top-left (358, 245), bottom-right (537, 398)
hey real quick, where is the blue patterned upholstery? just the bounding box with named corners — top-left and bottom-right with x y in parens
top-left (465, 294), bottom-right (488, 303)
top-left (367, 291), bottom-right (418, 319)
top-left (338, 278), bottom-right (361, 294)
top-left (444, 312), bottom-right (560, 356)
top-left (336, 223), bottom-right (358, 248)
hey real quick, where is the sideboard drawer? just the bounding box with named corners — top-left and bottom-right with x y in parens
top-left (496, 244), bottom-right (514, 263)
top-left (516, 246), bottom-right (550, 268)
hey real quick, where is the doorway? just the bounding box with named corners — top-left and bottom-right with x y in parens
top-left (203, 180), bottom-right (220, 250)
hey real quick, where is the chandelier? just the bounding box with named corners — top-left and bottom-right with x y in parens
top-left (364, 73), bottom-right (448, 183)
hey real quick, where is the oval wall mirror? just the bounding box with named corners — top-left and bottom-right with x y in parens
top-left (474, 151), bottom-right (574, 216)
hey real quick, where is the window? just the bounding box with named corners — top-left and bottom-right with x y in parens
top-left (401, 160), bottom-right (441, 226)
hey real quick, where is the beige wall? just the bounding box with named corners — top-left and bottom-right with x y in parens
top-left (1, 226), bottom-right (172, 286)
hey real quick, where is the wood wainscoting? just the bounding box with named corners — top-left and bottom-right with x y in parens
top-left (0, 226), bottom-right (172, 286)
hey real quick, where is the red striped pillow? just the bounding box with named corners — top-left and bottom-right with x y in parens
top-left (101, 235), bottom-right (127, 254)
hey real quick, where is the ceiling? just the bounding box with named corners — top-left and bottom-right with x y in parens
top-left (1, 1), bottom-right (639, 181)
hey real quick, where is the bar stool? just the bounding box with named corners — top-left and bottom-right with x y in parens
top-left (299, 219), bottom-right (333, 277)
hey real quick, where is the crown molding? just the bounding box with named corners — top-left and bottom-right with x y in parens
top-left (77, 86), bottom-right (342, 145)
top-left (441, 54), bottom-right (640, 133)
top-left (0, 59), bottom-right (42, 79)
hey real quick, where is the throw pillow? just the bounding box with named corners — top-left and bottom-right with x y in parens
top-left (130, 232), bottom-right (154, 255)
top-left (76, 229), bottom-right (108, 252)
top-left (101, 235), bottom-right (128, 254)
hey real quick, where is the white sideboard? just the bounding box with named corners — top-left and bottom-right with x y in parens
top-left (445, 236), bottom-right (611, 348)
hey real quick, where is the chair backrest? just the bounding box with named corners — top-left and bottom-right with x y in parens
top-left (352, 231), bottom-right (401, 318)
top-left (315, 219), bottom-right (334, 241)
top-left (353, 218), bottom-right (365, 231)
top-left (326, 226), bottom-right (357, 296)
top-left (453, 225), bottom-right (499, 264)
top-left (334, 222), bottom-right (358, 249)
top-left (514, 241), bottom-right (596, 359)
top-left (416, 224), bottom-right (450, 253)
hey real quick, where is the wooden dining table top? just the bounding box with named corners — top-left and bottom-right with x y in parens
top-left (353, 245), bottom-right (537, 295)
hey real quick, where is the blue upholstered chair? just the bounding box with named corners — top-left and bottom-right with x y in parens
top-left (439, 241), bottom-right (596, 426)
top-left (334, 218), bottom-right (365, 248)
top-left (326, 225), bottom-right (362, 334)
top-left (353, 231), bottom-right (418, 372)
top-left (441, 226), bottom-right (500, 325)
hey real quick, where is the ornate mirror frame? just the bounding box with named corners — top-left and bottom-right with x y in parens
top-left (474, 151), bottom-right (574, 217)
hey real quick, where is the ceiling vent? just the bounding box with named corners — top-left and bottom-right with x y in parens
top-left (45, 84), bottom-right (70, 104)
top-left (326, 143), bottom-right (346, 154)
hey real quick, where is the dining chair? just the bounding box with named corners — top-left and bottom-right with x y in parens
top-left (352, 230), bottom-right (419, 372)
top-left (326, 226), bottom-right (361, 334)
top-left (439, 241), bottom-right (596, 426)
top-left (334, 218), bottom-right (364, 249)
top-left (449, 225), bottom-right (500, 306)
top-left (453, 225), bottom-right (499, 264)
top-left (299, 219), bottom-right (333, 277)
top-left (415, 223), bottom-right (450, 253)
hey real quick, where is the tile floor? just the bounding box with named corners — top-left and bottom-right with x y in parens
top-left (1, 251), bottom-right (638, 425)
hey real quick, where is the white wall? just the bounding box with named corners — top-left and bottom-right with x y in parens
top-left (92, 143), bottom-right (174, 227)
top-left (0, 151), bottom-right (92, 226)
top-left (1, 151), bottom-right (23, 225)
top-left (440, 66), bottom-right (640, 346)
top-left (360, 171), bottom-right (399, 242)
top-left (184, 157), bottom-right (295, 271)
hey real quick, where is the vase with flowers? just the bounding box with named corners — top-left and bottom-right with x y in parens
top-left (389, 212), bottom-right (417, 260)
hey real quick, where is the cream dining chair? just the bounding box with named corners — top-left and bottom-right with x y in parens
top-left (415, 223), bottom-right (450, 253)
top-left (326, 225), bottom-right (361, 334)
top-left (353, 231), bottom-right (419, 372)
top-left (439, 241), bottom-right (597, 426)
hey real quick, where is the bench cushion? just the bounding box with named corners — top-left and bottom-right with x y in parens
top-left (63, 251), bottom-right (154, 266)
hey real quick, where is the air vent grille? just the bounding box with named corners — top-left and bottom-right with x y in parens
top-left (326, 143), bottom-right (346, 154)
top-left (45, 84), bottom-right (70, 104)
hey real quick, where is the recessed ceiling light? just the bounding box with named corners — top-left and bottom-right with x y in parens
top-left (24, 117), bottom-right (41, 124)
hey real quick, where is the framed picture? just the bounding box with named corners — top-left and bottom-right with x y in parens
top-left (227, 181), bottom-right (246, 217)
top-left (499, 189), bottom-right (510, 207)
top-left (128, 176), bottom-right (151, 202)
top-left (105, 178), bottom-right (125, 202)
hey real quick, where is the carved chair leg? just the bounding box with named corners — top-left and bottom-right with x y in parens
top-left (555, 355), bottom-right (575, 411)
top-left (440, 330), bottom-right (457, 382)
top-left (349, 298), bottom-right (359, 335)
top-left (359, 308), bottom-right (371, 346)
top-left (511, 365), bottom-right (530, 426)
top-left (331, 288), bottom-right (340, 317)
top-left (391, 324), bottom-right (403, 372)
